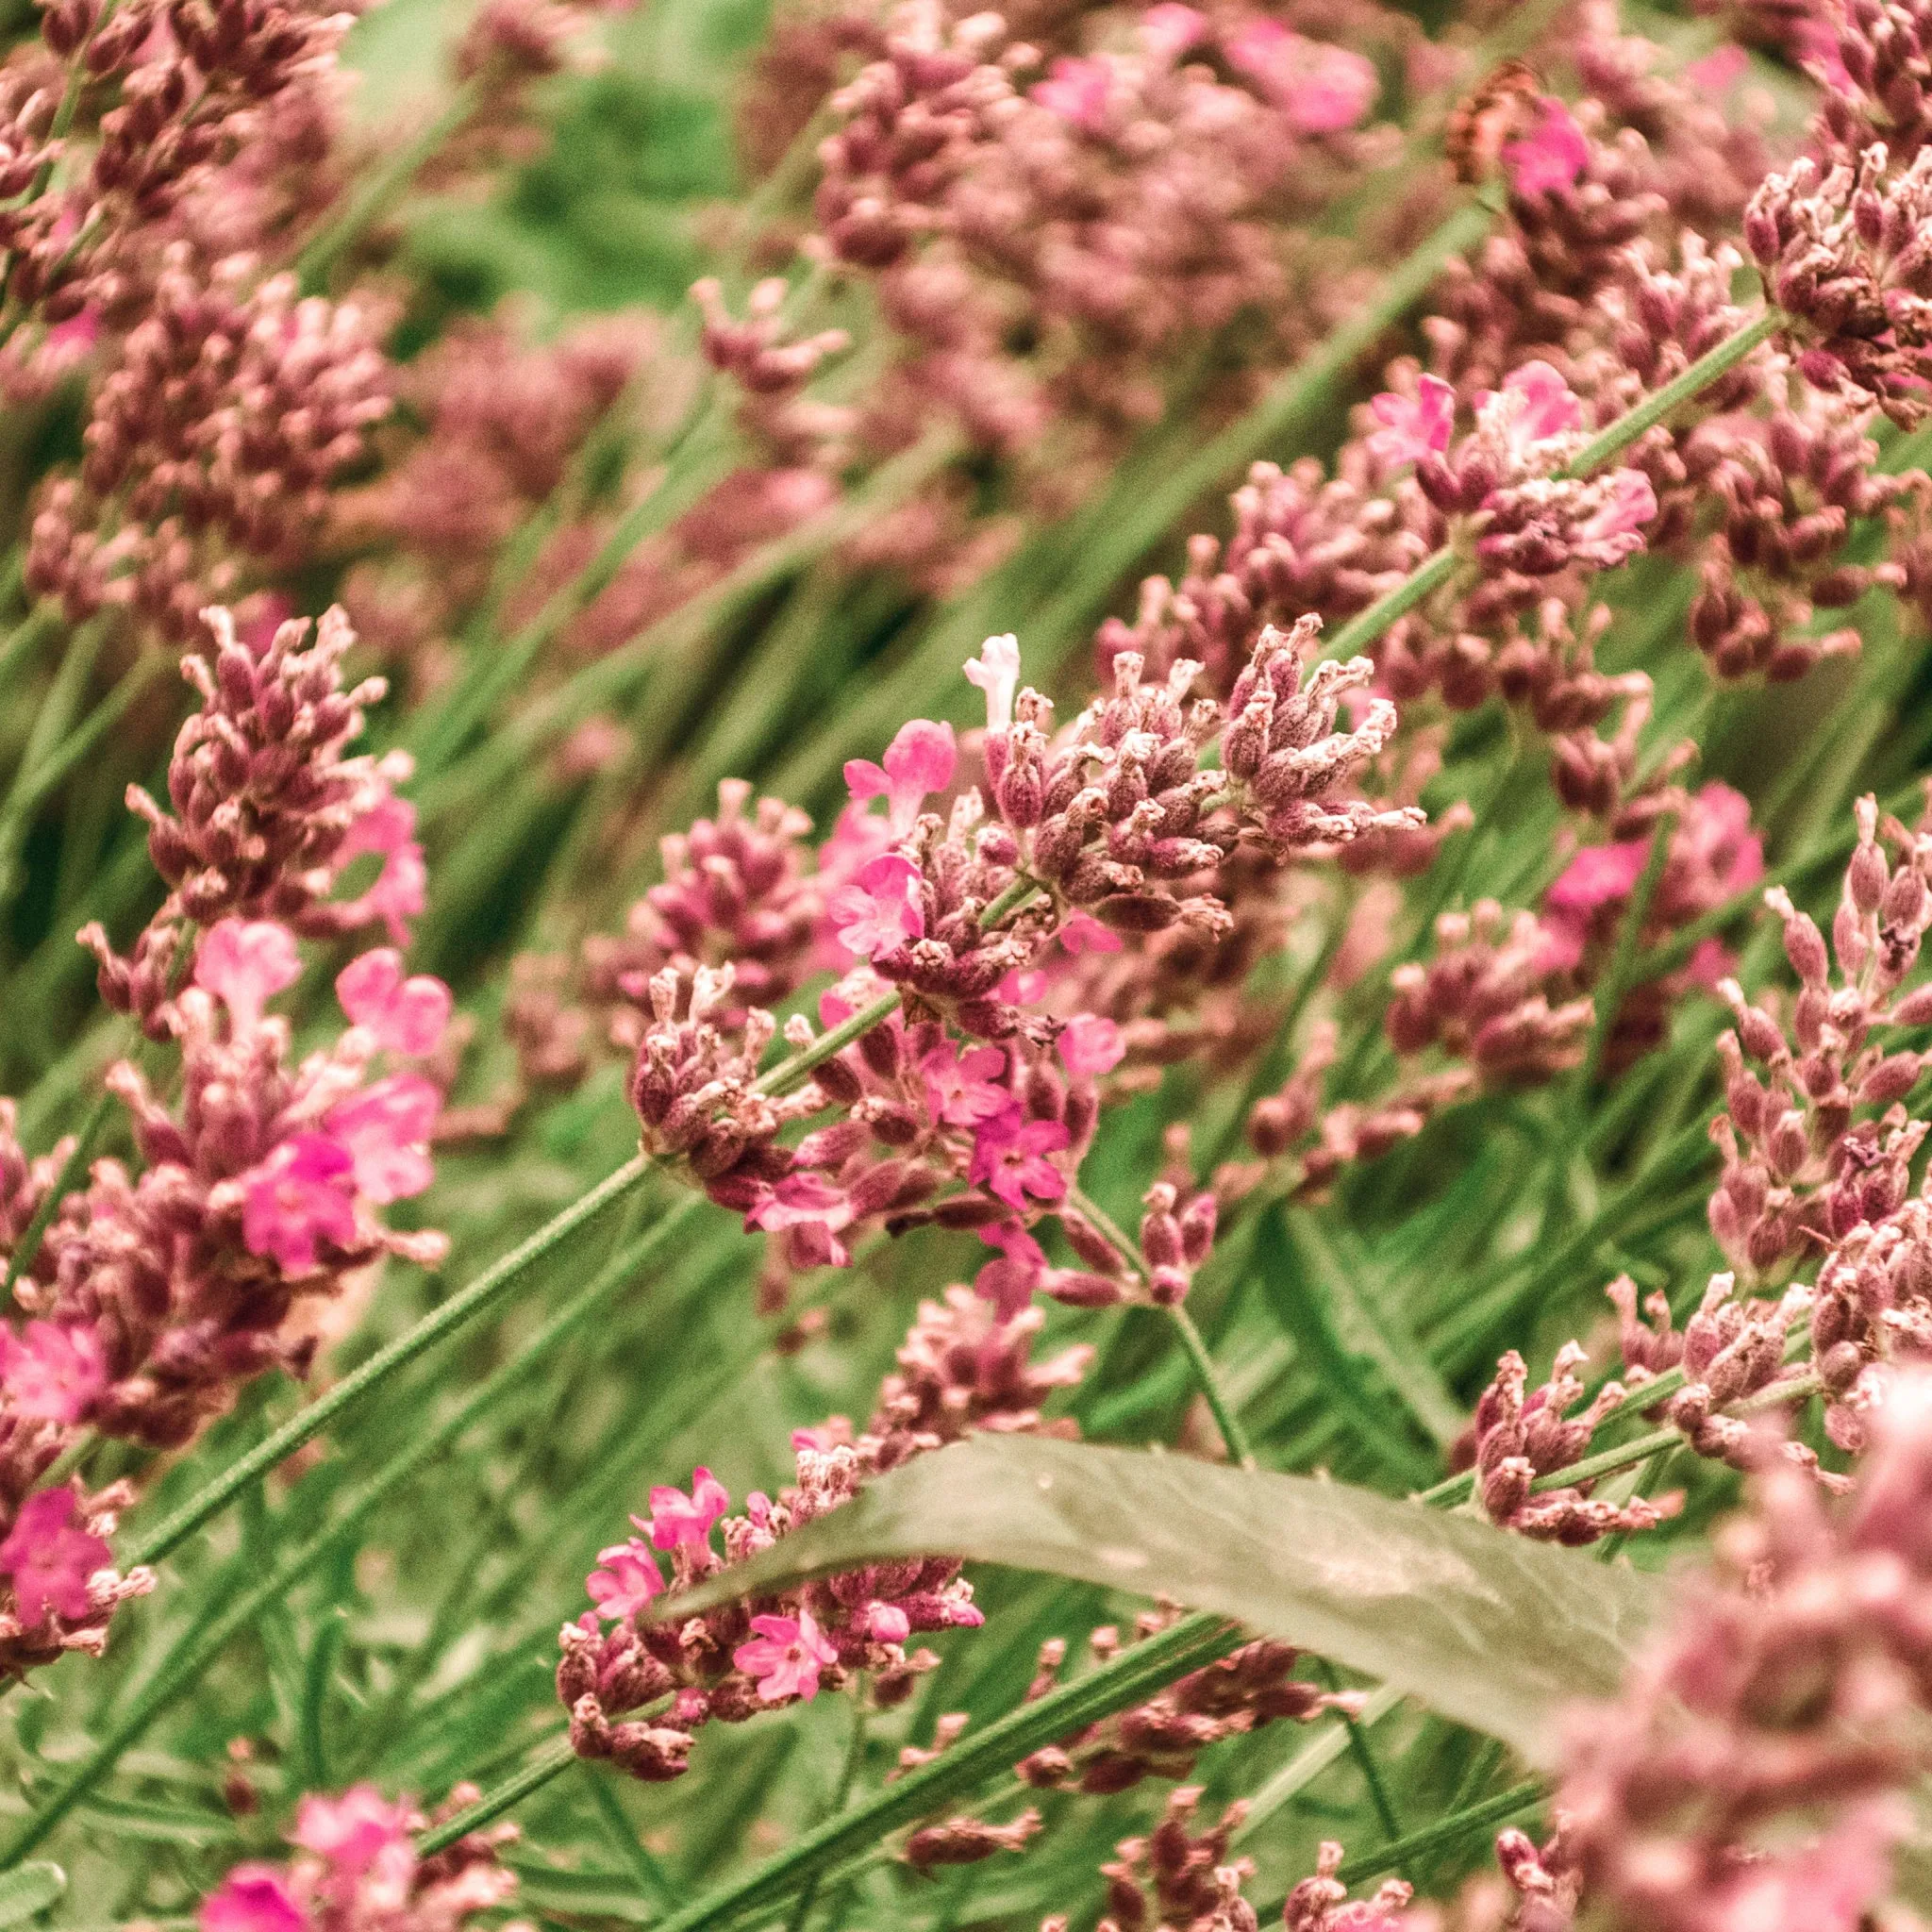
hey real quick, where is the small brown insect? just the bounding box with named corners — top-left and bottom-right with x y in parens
top-left (1445, 58), bottom-right (1543, 184)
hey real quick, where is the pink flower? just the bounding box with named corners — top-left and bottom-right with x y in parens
top-left (1501, 95), bottom-right (1589, 196)
top-left (647, 1467), bottom-right (731, 1550)
top-left (734, 1608), bottom-right (838, 1702)
top-left (44, 305), bottom-right (100, 357)
top-left (975, 1220), bottom-right (1047, 1319)
top-left (1480, 359), bottom-right (1585, 456)
top-left (1688, 937), bottom-right (1738, 990)
top-left (971, 1109), bottom-right (1072, 1209)
top-left (1366, 375), bottom-right (1456, 474)
top-left (748, 1173), bottom-right (858, 1267)
top-left (1058, 1014), bottom-right (1124, 1076)
top-left (1058, 909), bottom-right (1123, 956)
top-left (1792, 17), bottom-right (1852, 92)
top-left (1140, 3), bottom-right (1206, 58)
top-left (0, 1485), bottom-right (109, 1625)
top-left (588, 1538), bottom-right (664, 1619)
top-left (195, 920), bottom-right (301, 1033)
top-left (1685, 43), bottom-right (1748, 92)
top-left (325, 1075), bottom-right (440, 1205)
top-left (335, 799), bottom-right (426, 945)
top-left (1706, 1798), bottom-right (1901, 1932)
top-left (240, 1134), bottom-right (358, 1273)
top-left (335, 950), bottom-right (452, 1057)
top-left (1538, 837), bottom-right (1649, 973)
top-left (998, 966), bottom-right (1049, 1005)
top-left (1688, 781), bottom-right (1765, 894)
top-left (1032, 55), bottom-right (1112, 129)
top-left (843, 719), bottom-right (958, 836)
top-left (964, 634), bottom-right (1022, 732)
top-left (1225, 21), bottom-right (1377, 133)
top-left (863, 1602), bottom-right (911, 1643)
top-left (816, 801), bottom-right (894, 889)
top-left (200, 1868), bottom-right (308, 1932)
top-left (1546, 839), bottom-right (1649, 916)
top-left (291, 1784), bottom-right (411, 1877)
top-left (922, 1041), bottom-right (1009, 1126)
top-left (238, 592), bottom-right (296, 653)
top-left (830, 853), bottom-right (924, 961)
top-left (1575, 469), bottom-right (1658, 548)
top-left (0, 1320), bottom-right (108, 1424)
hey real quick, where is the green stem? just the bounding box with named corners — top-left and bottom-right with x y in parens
top-left (1066, 1183), bottom-right (1257, 1467)
top-left (1323, 548), bottom-right (1460, 662)
top-left (1233, 1683), bottom-right (1405, 1839)
top-left (1166, 1300), bottom-right (1257, 1470)
top-left (1576, 811), bottom-right (1676, 1093)
top-left (410, 403), bottom-right (737, 782)
top-left (0, 648), bottom-right (170, 899)
top-left (783, 1703), bottom-right (869, 1932)
top-left (418, 432), bottom-right (957, 825)
top-left (978, 874), bottom-right (1042, 928)
top-left (121, 1153), bottom-right (657, 1569)
top-left (1333, 1779), bottom-right (1547, 1887)
top-left (643, 1611), bottom-right (1242, 1932)
top-left (0, 601), bottom-right (58, 691)
top-left (1, 1087), bottom-right (112, 1301)
top-left (756, 991), bottom-right (900, 1098)
top-left (0, 1198), bottom-right (705, 1869)
top-left (1315, 1660), bottom-right (1407, 1878)
top-left (412, 1734), bottom-right (580, 1857)
top-left (295, 82), bottom-right (482, 291)
top-left (1563, 308), bottom-right (1782, 478)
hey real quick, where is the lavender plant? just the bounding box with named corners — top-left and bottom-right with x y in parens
top-left (0, 0), bottom-right (1927, 1926)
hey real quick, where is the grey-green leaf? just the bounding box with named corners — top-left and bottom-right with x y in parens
top-left (0, 1862), bottom-right (64, 1925)
top-left (658, 1435), bottom-right (1666, 1765)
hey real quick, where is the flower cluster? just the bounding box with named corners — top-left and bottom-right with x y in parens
top-left (199, 1783), bottom-right (526, 1932)
top-left (86, 604), bottom-right (423, 1034)
top-left (811, 0), bottom-right (1383, 470)
top-left (611, 624), bottom-right (1411, 1307)
top-left (27, 257), bottom-right (391, 644)
top-left (1042, 1784), bottom-right (1255, 1932)
top-left (1015, 1619), bottom-right (1358, 1797)
top-left (558, 1282), bottom-right (1089, 1780)
top-left (0, 596), bottom-right (449, 1674)
top-left (1387, 779), bottom-right (1766, 1091)
top-left (1551, 1366), bottom-right (1932, 1931)
top-left (1707, 791), bottom-right (1932, 1282)
top-left (1749, 142), bottom-right (1932, 425)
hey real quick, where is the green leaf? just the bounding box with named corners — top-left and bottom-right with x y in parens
top-left (0, 1862), bottom-right (64, 1924)
top-left (659, 1436), bottom-right (1665, 1765)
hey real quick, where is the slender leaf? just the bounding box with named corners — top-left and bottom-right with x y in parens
top-left (659, 1436), bottom-right (1664, 1763)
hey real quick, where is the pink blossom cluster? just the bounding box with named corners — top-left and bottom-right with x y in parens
top-left (0, 601), bottom-right (449, 1676)
top-left (787, 0), bottom-right (1403, 578)
top-left (1545, 1366), bottom-right (1932, 1932)
top-left (0, 918), bottom-right (449, 1669)
top-left (27, 257), bottom-right (391, 645)
top-left (609, 621), bottom-right (1413, 1310)
top-left (1038, 1783), bottom-right (1254, 1932)
top-left (1387, 781), bottom-right (1765, 1090)
top-left (559, 1283), bottom-right (1090, 1780)
top-left (343, 311), bottom-right (656, 664)
top-left (85, 605), bottom-right (425, 1034)
top-left (1707, 791), bottom-right (1932, 1287)
top-left (199, 1782), bottom-right (527, 1932)
top-left (1015, 1619), bottom-right (1360, 1798)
